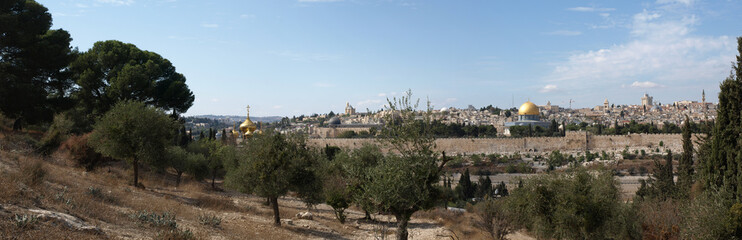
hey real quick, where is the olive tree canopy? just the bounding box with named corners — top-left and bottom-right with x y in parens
top-left (89, 100), bottom-right (177, 186)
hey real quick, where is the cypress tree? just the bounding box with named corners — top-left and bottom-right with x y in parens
top-left (644, 150), bottom-right (676, 201)
top-left (458, 169), bottom-right (474, 200)
top-left (477, 175), bottom-right (492, 198)
top-left (705, 37), bottom-right (742, 198)
top-left (677, 115), bottom-right (694, 197)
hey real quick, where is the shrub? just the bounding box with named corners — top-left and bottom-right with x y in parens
top-left (2, 133), bottom-right (38, 152)
top-left (639, 166), bottom-right (648, 176)
top-left (680, 188), bottom-right (736, 239)
top-left (639, 199), bottom-right (681, 240)
top-left (506, 167), bottom-right (634, 239)
top-left (473, 197), bottom-right (513, 240)
top-left (130, 210), bottom-right (177, 229)
top-left (155, 228), bottom-right (193, 240)
top-left (20, 159), bottom-right (46, 186)
top-left (87, 186), bottom-right (103, 198)
top-left (37, 113), bottom-right (78, 155)
top-left (198, 214), bottom-right (222, 227)
top-left (13, 214), bottom-right (38, 229)
top-left (60, 133), bottom-right (106, 170)
top-left (337, 130), bottom-right (357, 138)
top-left (475, 169), bottom-right (492, 176)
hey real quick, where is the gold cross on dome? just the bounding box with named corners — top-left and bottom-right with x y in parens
top-left (246, 105), bottom-right (250, 117)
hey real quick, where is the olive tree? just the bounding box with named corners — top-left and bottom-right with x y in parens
top-left (187, 139), bottom-right (225, 189)
top-left (88, 100), bottom-right (177, 187)
top-left (362, 90), bottom-right (448, 240)
top-left (224, 130), bottom-right (317, 226)
top-left (165, 146), bottom-right (207, 187)
top-left (333, 144), bottom-right (384, 221)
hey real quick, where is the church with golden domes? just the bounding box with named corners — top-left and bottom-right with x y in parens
top-left (233, 105), bottom-right (261, 139)
top-left (504, 101), bottom-right (550, 129)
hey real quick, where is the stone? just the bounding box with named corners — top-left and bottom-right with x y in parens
top-left (296, 211), bottom-right (313, 220)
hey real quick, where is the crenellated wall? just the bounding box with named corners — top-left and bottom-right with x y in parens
top-left (307, 131), bottom-right (699, 154)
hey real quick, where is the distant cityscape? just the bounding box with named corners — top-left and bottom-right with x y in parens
top-left (189, 91), bottom-right (715, 139)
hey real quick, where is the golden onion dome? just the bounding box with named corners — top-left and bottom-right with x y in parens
top-left (239, 106), bottom-right (258, 135)
top-left (518, 101), bottom-right (539, 115)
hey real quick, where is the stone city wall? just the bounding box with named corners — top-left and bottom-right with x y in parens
top-left (307, 131), bottom-right (699, 155)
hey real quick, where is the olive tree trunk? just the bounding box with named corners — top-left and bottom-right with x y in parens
top-left (133, 159), bottom-right (139, 187)
top-left (271, 197), bottom-right (281, 226)
top-left (395, 212), bottom-right (411, 240)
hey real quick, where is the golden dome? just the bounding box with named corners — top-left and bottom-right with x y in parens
top-left (518, 101), bottom-right (539, 115)
top-left (239, 106), bottom-right (257, 136)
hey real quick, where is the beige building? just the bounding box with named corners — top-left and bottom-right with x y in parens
top-left (345, 102), bottom-right (356, 115)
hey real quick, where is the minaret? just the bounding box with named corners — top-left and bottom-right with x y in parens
top-left (703, 89), bottom-right (707, 120)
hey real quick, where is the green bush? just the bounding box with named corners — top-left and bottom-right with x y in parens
top-left (13, 214), bottom-right (38, 229)
top-left (198, 214), bottom-right (222, 227)
top-left (337, 130), bottom-right (358, 138)
top-left (155, 228), bottom-right (193, 240)
top-left (505, 167), bottom-right (638, 239)
top-left (130, 210), bottom-right (177, 229)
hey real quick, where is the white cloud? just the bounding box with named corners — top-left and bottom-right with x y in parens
top-left (630, 81), bottom-right (663, 88)
top-left (273, 105), bottom-right (283, 109)
top-left (539, 85), bottom-right (559, 93)
top-left (544, 30), bottom-right (582, 36)
top-left (377, 93), bottom-right (387, 97)
top-left (240, 14), bottom-right (255, 19)
top-left (657, 0), bottom-right (694, 6)
top-left (546, 7), bottom-right (735, 92)
top-left (95, 0), bottom-right (134, 6)
top-left (200, 23), bottom-right (219, 28)
top-left (567, 7), bottom-right (615, 12)
top-left (210, 98), bottom-right (220, 102)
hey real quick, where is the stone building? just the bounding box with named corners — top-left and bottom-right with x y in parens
top-left (641, 93), bottom-right (653, 107)
top-left (345, 102), bottom-right (356, 115)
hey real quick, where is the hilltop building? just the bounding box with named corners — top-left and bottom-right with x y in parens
top-left (641, 93), bottom-right (653, 107)
top-left (345, 102), bottom-right (356, 115)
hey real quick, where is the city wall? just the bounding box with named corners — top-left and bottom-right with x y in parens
top-left (307, 131), bottom-right (698, 155)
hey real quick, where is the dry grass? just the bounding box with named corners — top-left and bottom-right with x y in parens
top-left (413, 207), bottom-right (490, 240)
top-left (193, 195), bottom-right (242, 212)
top-left (0, 129), bottom-right (475, 240)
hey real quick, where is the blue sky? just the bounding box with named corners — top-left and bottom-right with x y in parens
top-left (40, 0), bottom-right (742, 117)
